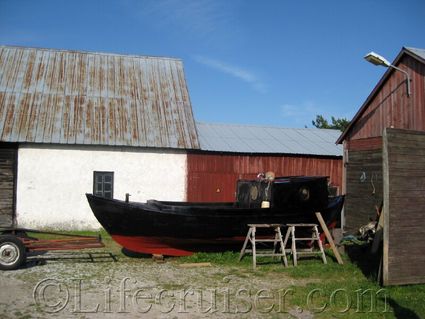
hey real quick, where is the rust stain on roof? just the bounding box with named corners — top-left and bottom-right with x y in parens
top-left (0, 46), bottom-right (200, 149)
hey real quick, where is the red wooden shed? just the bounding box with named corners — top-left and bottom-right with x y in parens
top-left (337, 47), bottom-right (425, 233)
top-left (188, 122), bottom-right (343, 202)
top-left (337, 46), bottom-right (425, 285)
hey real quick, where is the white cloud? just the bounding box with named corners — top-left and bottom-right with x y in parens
top-left (0, 29), bottom-right (45, 45)
top-left (280, 101), bottom-right (352, 127)
top-left (193, 55), bottom-right (267, 93)
top-left (280, 102), bottom-right (320, 127)
top-left (133, 0), bottom-right (236, 40)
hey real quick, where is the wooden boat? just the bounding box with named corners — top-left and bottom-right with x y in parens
top-left (86, 176), bottom-right (344, 256)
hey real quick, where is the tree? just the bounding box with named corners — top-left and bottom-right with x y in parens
top-left (311, 115), bottom-right (350, 132)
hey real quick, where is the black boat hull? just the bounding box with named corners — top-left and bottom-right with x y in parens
top-left (86, 194), bottom-right (344, 256)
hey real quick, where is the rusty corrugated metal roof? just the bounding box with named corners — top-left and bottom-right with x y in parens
top-left (0, 46), bottom-right (200, 149)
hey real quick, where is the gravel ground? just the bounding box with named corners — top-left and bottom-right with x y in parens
top-left (0, 252), bottom-right (316, 319)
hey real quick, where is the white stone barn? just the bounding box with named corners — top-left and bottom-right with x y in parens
top-left (0, 46), bottom-right (199, 229)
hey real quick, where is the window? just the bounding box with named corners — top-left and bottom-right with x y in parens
top-left (93, 171), bottom-right (114, 199)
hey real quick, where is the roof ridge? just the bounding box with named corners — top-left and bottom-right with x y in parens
top-left (0, 45), bottom-right (182, 61)
top-left (196, 121), bottom-right (341, 132)
top-left (405, 46), bottom-right (425, 51)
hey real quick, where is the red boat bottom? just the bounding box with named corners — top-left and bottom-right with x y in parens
top-left (112, 235), bottom-right (193, 256)
top-left (112, 235), bottom-right (245, 257)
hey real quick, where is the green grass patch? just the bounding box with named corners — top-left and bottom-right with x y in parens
top-left (177, 249), bottom-right (424, 318)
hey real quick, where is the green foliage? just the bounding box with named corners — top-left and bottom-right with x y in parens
top-left (312, 114), bottom-right (350, 132)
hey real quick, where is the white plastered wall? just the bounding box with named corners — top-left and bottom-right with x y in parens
top-left (16, 144), bottom-right (187, 230)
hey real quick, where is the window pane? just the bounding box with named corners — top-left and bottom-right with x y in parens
top-left (93, 171), bottom-right (114, 199)
top-left (104, 191), bottom-right (112, 199)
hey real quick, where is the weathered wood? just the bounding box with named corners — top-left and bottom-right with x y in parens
top-left (179, 262), bottom-right (212, 268)
top-left (344, 149), bottom-right (383, 234)
top-left (152, 254), bottom-right (165, 263)
top-left (283, 223), bottom-right (327, 266)
top-left (315, 212), bottom-right (343, 265)
top-left (0, 146), bottom-right (17, 227)
top-left (383, 128), bottom-right (425, 286)
top-left (239, 224), bottom-right (287, 269)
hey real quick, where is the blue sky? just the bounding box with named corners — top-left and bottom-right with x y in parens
top-left (1, 0), bottom-right (424, 128)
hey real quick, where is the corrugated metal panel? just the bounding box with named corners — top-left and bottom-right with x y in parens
top-left (406, 47), bottom-right (425, 61)
top-left (197, 122), bottom-right (342, 156)
top-left (0, 46), bottom-right (200, 149)
top-left (187, 153), bottom-right (342, 202)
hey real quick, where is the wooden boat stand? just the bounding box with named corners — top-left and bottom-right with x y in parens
top-left (283, 223), bottom-right (327, 266)
top-left (238, 224), bottom-right (288, 269)
top-left (239, 213), bottom-right (344, 269)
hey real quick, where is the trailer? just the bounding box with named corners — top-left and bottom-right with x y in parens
top-left (0, 228), bottom-right (105, 270)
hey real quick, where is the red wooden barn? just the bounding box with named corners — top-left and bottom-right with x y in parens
top-left (337, 47), bottom-right (425, 234)
top-left (188, 122), bottom-right (343, 202)
top-left (337, 46), bottom-right (425, 285)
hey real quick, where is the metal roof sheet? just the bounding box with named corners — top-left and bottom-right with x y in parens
top-left (196, 122), bottom-right (342, 156)
top-left (0, 46), bottom-right (200, 149)
top-left (406, 47), bottom-right (425, 61)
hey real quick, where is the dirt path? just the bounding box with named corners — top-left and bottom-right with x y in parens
top-left (0, 255), bottom-right (315, 319)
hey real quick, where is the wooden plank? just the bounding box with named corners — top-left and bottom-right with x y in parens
top-left (383, 128), bottom-right (425, 285)
top-left (179, 262), bottom-right (212, 268)
top-left (344, 148), bottom-right (383, 233)
top-left (0, 146), bottom-right (16, 227)
top-left (315, 212), bottom-right (343, 265)
top-left (383, 128), bottom-right (391, 286)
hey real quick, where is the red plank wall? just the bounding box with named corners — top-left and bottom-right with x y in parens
top-left (345, 55), bottom-right (425, 143)
top-left (187, 153), bottom-right (342, 202)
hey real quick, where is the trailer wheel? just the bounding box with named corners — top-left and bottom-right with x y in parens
top-left (0, 235), bottom-right (26, 270)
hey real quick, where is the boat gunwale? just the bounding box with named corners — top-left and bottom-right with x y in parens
top-left (86, 193), bottom-right (344, 219)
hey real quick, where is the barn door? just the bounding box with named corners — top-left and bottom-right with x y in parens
top-left (0, 145), bottom-right (17, 227)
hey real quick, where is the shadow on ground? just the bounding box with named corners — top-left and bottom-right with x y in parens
top-left (345, 243), bottom-right (381, 282)
top-left (386, 298), bottom-right (421, 319)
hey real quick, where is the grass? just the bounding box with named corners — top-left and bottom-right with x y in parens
top-left (183, 251), bottom-right (425, 318)
top-left (20, 229), bottom-right (425, 318)
top-left (177, 248), bottom-right (425, 318)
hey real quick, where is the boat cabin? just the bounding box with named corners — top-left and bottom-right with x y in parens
top-left (236, 176), bottom-right (329, 210)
